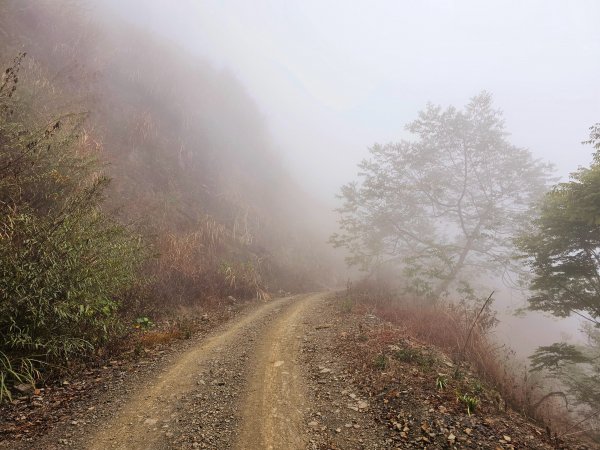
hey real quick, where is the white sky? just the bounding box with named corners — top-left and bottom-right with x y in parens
top-left (103, 0), bottom-right (600, 202)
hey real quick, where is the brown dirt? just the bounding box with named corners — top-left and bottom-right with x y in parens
top-left (2, 292), bottom-right (595, 449)
top-left (2, 294), bottom-right (329, 449)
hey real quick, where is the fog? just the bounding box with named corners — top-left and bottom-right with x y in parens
top-left (3, 0), bottom-right (583, 357)
top-left (94, 0), bottom-right (600, 358)
top-left (102, 0), bottom-right (600, 201)
top-left (3, 2), bottom-right (600, 441)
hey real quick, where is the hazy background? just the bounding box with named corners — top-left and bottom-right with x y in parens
top-left (97, 0), bottom-right (599, 356)
top-left (101, 0), bottom-right (600, 201)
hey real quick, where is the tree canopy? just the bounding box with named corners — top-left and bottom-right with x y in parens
top-left (331, 92), bottom-right (552, 300)
top-left (517, 123), bottom-right (600, 416)
top-left (517, 123), bottom-right (600, 325)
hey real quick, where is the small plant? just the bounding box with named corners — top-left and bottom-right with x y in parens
top-left (436, 375), bottom-right (448, 390)
top-left (458, 393), bottom-right (479, 416)
top-left (393, 346), bottom-right (436, 368)
top-left (340, 297), bottom-right (354, 313)
top-left (134, 316), bottom-right (154, 331)
top-left (373, 353), bottom-right (387, 370)
top-left (452, 368), bottom-right (464, 380)
top-left (0, 352), bottom-right (41, 403)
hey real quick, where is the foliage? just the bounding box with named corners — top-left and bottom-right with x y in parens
top-left (0, 55), bottom-right (146, 398)
top-left (530, 327), bottom-right (600, 414)
top-left (458, 393), bottom-right (479, 415)
top-left (331, 92), bottom-right (552, 300)
top-left (220, 260), bottom-right (271, 300)
top-left (517, 123), bottom-right (600, 324)
top-left (393, 346), bottom-right (436, 368)
top-left (134, 317), bottom-right (154, 331)
top-left (436, 375), bottom-right (448, 390)
top-left (0, 351), bottom-right (41, 403)
top-left (518, 123), bottom-right (600, 418)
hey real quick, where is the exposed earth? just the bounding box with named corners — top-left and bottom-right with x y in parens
top-left (0, 293), bottom-right (595, 449)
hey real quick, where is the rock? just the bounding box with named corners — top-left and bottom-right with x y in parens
top-left (273, 360), bottom-right (284, 367)
top-left (357, 400), bottom-right (368, 410)
top-left (308, 421), bottom-right (319, 427)
top-left (201, 314), bottom-right (209, 321)
top-left (144, 418), bottom-right (158, 425)
top-left (319, 368), bottom-right (331, 374)
top-left (14, 383), bottom-right (34, 394)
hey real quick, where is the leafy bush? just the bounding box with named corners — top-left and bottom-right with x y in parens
top-left (0, 55), bottom-right (146, 398)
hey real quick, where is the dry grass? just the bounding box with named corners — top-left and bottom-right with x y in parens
top-left (342, 279), bottom-right (575, 435)
top-left (137, 330), bottom-right (183, 347)
top-left (130, 216), bottom-right (272, 315)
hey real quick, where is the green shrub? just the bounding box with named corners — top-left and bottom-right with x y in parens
top-left (0, 55), bottom-right (146, 399)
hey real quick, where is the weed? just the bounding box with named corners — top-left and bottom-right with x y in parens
top-left (174, 317), bottom-right (195, 339)
top-left (373, 353), bottom-right (387, 370)
top-left (436, 375), bottom-right (448, 390)
top-left (134, 316), bottom-right (154, 331)
top-left (0, 351), bottom-right (41, 403)
top-left (393, 346), bottom-right (435, 368)
top-left (472, 380), bottom-right (484, 395)
top-left (458, 393), bottom-right (479, 415)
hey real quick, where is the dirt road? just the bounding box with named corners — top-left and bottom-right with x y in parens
top-left (4, 292), bottom-right (578, 449)
top-left (80, 293), bottom-right (323, 450)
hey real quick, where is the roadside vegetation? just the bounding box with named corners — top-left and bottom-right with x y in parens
top-left (0, 2), bottom-right (338, 405)
top-left (0, 54), bottom-right (146, 401)
top-left (332, 93), bottom-right (600, 441)
top-left (1, 1), bottom-right (598, 447)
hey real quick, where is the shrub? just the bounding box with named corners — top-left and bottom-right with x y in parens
top-left (0, 55), bottom-right (146, 398)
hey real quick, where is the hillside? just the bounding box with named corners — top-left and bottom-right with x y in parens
top-left (0, 1), bottom-right (340, 306)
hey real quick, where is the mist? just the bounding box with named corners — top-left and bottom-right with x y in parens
top-left (2, 0), bottom-right (600, 445)
top-left (102, 0), bottom-right (599, 199)
top-left (94, 0), bottom-right (600, 355)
